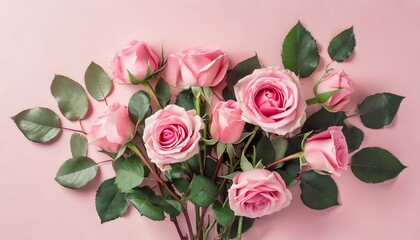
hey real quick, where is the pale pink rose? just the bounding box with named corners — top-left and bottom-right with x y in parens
top-left (234, 67), bottom-right (306, 135)
top-left (228, 169), bottom-right (292, 218)
top-left (111, 40), bottom-right (159, 84)
top-left (210, 100), bottom-right (245, 144)
top-left (142, 105), bottom-right (203, 171)
top-left (316, 70), bottom-right (353, 112)
top-left (163, 47), bottom-right (228, 88)
top-left (88, 102), bottom-right (136, 153)
top-left (303, 126), bottom-right (349, 176)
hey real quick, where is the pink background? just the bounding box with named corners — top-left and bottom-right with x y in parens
top-left (1, 0), bottom-right (420, 239)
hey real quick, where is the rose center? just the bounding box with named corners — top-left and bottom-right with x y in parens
top-left (254, 88), bottom-right (285, 117)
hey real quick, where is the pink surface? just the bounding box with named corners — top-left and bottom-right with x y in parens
top-left (1, 1), bottom-right (419, 239)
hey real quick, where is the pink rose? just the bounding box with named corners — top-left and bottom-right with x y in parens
top-left (88, 102), bottom-right (136, 153)
top-left (316, 70), bottom-right (353, 112)
top-left (111, 40), bottom-right (159, 84)
top-left (163, 47), bottom-right (228, 88)
top-left (142, 105), bottom-right (203, 171)
top-left (228, 169), bottom-right (292, 218)
top-left (234, 67), bottom-right (306, 135)
top-left (303, 126), bottom-right (349, 176)
top-left (210, 100), bottom-right (245, 144)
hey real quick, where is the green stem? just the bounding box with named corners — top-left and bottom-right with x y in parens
top-left (265, 152), bottom-right (303, 169)
top-left (243, 125), bottom-right (259, 154)
top-left (195, 205), bottom-right (200, 239)
top-left (142, 80), bottom-right (163, 109)
top-left (236, 216), bottom-right (244, 240)
top-left (195, 95), bottom-right (201, 117)
top-left (203, 219), bottom-right (217, 240)
top-left (305, 97), bottom-right (318, 106)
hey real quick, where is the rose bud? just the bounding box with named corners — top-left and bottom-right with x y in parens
top-left (315, 70), bottom-right (353, 112)
top-left (234, 67), bottom-right (306, 135)
top-left (142, 105), bottom-right (203, 171)
top-left (111, 40), bottom-right (159, 84)
top-left (163, 47), bottom-right (228, 88)
top-left (88, 102), bottom-right (136, 153)
top-left (228, 169), bottom-right (292, 218)
top-left (303, 126), bottom-right (349, 176)
top-left (210, 100), bottom-right (245, 144)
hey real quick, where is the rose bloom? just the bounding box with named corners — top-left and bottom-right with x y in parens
top-left (163, 47), bottom-right (228, 88)
top-left (303, 126), bottom-right (349, 176)
top-left (111, 40), bottom-right (159, 84)
top-left (210, 100), bottom-right (245, 144)
top-left (88, 102), bottom-right (136, 153)
top-left (234, 67), bottom-right (306, 135)
top-left (228, 169), bottom-right (292, 218)
top-left (143, 105), bottom-right (203, 171)
top-left (316, 70), bottom-right (353, 112)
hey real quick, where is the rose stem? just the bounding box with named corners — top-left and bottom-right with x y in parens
top-left (182, 208), bottom-right (195, 240)
top-left (126, 143), bottom-right (180, 201)
top-left (142, 80), bottom-right (163, 109)
top-left (60, 127), bottom-right (87, 135)
top-left (173, 217), bottom-right (187, 240)
top-left (212, 154), bottom-right (224, 182)
top-left (195, 95), bottom-right (204, 175)
top-left (231, 125), bottom-right (259, 170)
top-left (236, 216), bottom-right (244, 240)
top-left (265, 152), bottom-right (302, 169)
top-left (203, 218), bottom-right (217, 240)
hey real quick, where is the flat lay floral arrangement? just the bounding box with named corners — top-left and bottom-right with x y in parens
top-left (12, 21), bottom-right (405, 240)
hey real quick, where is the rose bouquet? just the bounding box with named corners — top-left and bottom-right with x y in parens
top-left (12, 22), bottom-right (405, 240)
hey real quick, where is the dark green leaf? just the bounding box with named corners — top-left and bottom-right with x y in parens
top-left (342, 125), bottom-right (364, 153)
top-left (155, 78), bottom-right (171, 107)
top-left (55, 156), bottom-right (98, 189)
top-left (282, 21), bottom-right (319, 78)
top-left (275, 159), bottom-right (300, 186)
top-left (213, 201), bottom-right (234, 228)
top-left (351, 147), bottom-right (406, 183)
top-left (358, 93), bottom-right (404, 129)
top-left (188, 175), bottom-right (218, 206)
top-left (223, 55), bottom-right (261, 100)
top-left (300, 171), bottom-right (339, 210)
top-left (187, 155), bottom-right (200, 174)
top-left (84, 62), bottom-right (112, 101)
top-left (95, 178), bottom-right (128, 223)
top-left (271, 137), bottom-right (288, 160)
top-left (113, 156), bottom-right (145, 193)
top-left (70, 133), bottom-right (87, 157)
top-left (125, 187), bottom-right (166, 221)
top-left (128, 90), bottom-right (150, 124)
top-left (256, 135), bottom-right (276, 166)
top-left (328, 27), bottom-right (356, 62)
top-left (160, 199), bottom-right (182, 217)
top-left (204, 156), bottom-right (217, 179)
top-left (301, 108), bottom-right (346, 133)
top-left (229, 217), bottom-right (255, 239)
top-left (164, 164), bottom-right (184, 181)
top-left (12, 107), bottom-right (61, 143)
top-left (51, 75), bottom-right (89, 120)
top-left (175, 90), bottom-right (195, 111)
top-left (173, 178), bottom-right (189, 194)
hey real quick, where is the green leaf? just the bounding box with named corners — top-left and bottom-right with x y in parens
top-left (328, 27), bottom-right (356, 62)
top-left (223, 54), bottom-right (261, 100)
top-left (358, 93), bottom-right (404, 129)
top-left (128, 90), bottom-right (150, 124)
top-left (342, 125), bottom-right (364, 153)
top-left (271, 137), bottom-right (288, 160)
top-left (55, 156), bottom-right (98, 189)
top-left (51, 75), bottom-right (89, 120)
top-left (256, 135), bottom-right (276, 166)
top-left (155, 78), bottom-right (171, 107)
top-left (275, 159), bottom-right (300, 186)
top-left (125, 187), bottom-right (166, 221)
top-left (202, 87), bottom-right (212, 103)
top-left (240, 155), bottom-right (253, 171)
top-left (213, 201), bottom-right (234, 228)
top-left (300, 171), bottom-right (339, 210)
top-left (173, 178), bottom-right (189, 193)
top-left (216, 142), bottom-right (227, 159)
top-left (229, 217), bottom-right (255, 239)
top-left (95, 178), bottom-right (128, 223)
top-left (301, 107), bottom-right (346, 133)
top-left (164, 164), bottom-right (184, 181)
top-left (113, 156), bottom-right (145, 193)
top-left (12, 107), bottom-right (61, 143)
top-left (70, 133), bottom-right (87, 157)
top-left (161, 199), bottom-right (182, 217)
top-left (188, 175), bottom-right (218, 207)
top-left (175, 90), bottom-right (195, 111)
top-left (282, 21), bottom-right (319, 78)
top-left (351, 147), bottom-right (406, 183)
top-left (84, 62), bottom-right (112, 101)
